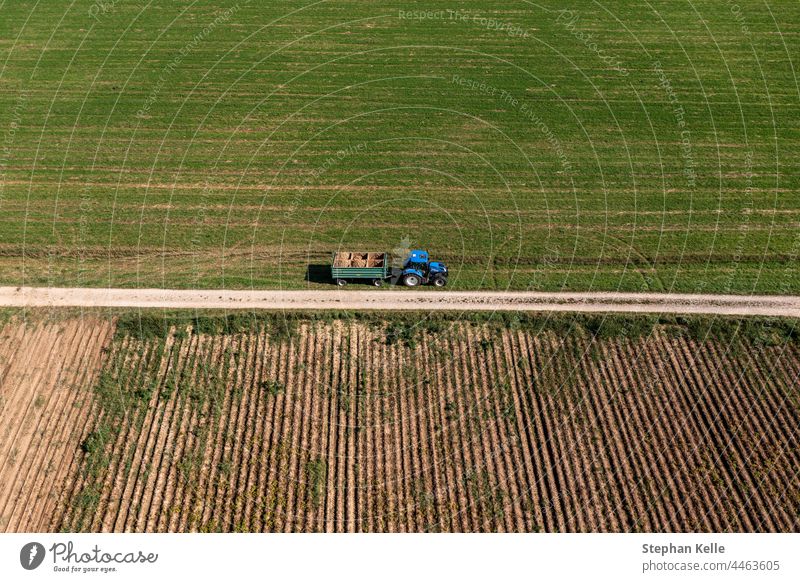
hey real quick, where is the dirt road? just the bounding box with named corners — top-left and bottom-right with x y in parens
top-left (1, 286), bottom-right (799, 317)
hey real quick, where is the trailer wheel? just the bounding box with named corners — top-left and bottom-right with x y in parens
top-left (432, 277), bottom-right (447, 287)
top-left (372, 279), bottom-right (383, 287)
top-left (336, 279), bottom-right (347, 287)
top-left (403, 274), bottom-right (421, 287)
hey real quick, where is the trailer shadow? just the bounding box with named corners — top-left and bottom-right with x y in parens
top-left (306, 264), bottom-right (335, 285)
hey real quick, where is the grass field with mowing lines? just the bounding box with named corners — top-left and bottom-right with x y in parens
top-left (0, 1), bottom-right (798, 291)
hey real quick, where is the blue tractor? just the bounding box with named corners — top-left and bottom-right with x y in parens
top-left (400, 249), bottom-right (449, 287)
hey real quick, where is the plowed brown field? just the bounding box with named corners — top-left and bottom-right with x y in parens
top-left (0, 317), bottom-right (114, 532)
top-left (1, 314), bottom-right (798, 532)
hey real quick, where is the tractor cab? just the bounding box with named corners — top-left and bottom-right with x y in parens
top-left (401, 249), bottom-right (448, 287)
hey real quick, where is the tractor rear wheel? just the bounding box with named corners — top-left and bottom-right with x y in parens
top-left (403, 274), bottom-right (421, 287)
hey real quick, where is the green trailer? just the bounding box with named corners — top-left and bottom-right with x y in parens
top-left (331, 252), bottom-right (389, 287)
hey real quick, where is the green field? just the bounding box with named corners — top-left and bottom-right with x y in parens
top-left (0, 0), bottom-right (798, 291)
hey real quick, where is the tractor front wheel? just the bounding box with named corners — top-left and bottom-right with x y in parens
top-left (432, 276), bottom-right (447, 287)
top-left (403, 274), bottom-right (421, 287)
